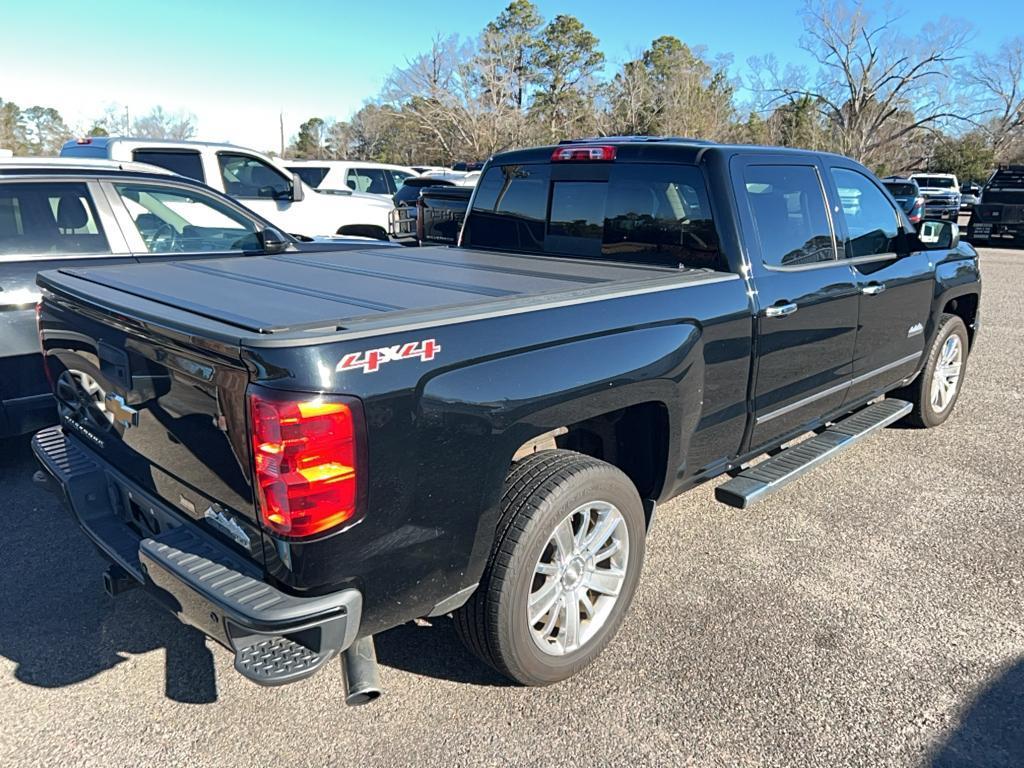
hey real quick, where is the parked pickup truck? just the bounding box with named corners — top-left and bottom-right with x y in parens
top-left (968, 164), bottom-right (1024, 247)
top-left (33, 137), bottom-right (981, 703)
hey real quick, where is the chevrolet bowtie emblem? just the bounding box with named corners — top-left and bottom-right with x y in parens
top-left (104, 393), bottom-right (139, 428)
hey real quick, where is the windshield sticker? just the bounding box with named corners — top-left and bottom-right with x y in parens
top-left (336, 339), bottom-right (441, 374)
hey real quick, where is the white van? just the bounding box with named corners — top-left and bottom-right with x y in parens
top-left (286, 160), bottom-right (417, 199)
top-left (61, 137), bottom-right (394, 239)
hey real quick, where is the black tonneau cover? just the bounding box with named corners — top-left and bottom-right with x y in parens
top-left (38, 246), bottom-right (734, 346)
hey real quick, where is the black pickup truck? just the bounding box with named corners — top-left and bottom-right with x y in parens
top-left (32, 137), bottom-right (981, 703)
top-left (968, 164), bottom-right (1024, 247)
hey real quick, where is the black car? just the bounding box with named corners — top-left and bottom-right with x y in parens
top-left (0, 159), bottom-right (379, 439)
top-left (881, 176), bottom-right (925, 225)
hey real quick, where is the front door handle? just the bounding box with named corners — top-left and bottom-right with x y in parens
top-left (765, 302), bottom-right (798, 318)
top-left (861, 283), bottom-right (886, 296)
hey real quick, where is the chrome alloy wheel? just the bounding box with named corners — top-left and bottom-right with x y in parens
top-left (527, 501), bottom-right (629, 656)
top-left (930, 334), bottom-right (963, 413)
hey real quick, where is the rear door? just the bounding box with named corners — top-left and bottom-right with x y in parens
top-left (0, 178), bottom-right (132, 434)
top-left (731, 155), bottom-right (860, 450)
top-left (825, 164), bottom-right (934, 402)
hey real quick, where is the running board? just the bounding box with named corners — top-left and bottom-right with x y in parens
top-left (715, 399), bottom-right (912, 509)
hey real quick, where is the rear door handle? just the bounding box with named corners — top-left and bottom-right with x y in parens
top-left (861, 283), bottom-right (886, 296)
top-left (765, 302), bottom-right (798, 318)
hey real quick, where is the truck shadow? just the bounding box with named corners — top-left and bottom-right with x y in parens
top-left (930, 657), bottom-right (1024, 767)
top-left (374, 619), bottom-right (513, 687)
top-left (0, 435), bottom-right (218, 704)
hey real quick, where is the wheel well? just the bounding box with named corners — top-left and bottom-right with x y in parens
top-left (551, 402), bottom-right (670, 501)
top-left (943, 294), bottom-right (978, 348)
top-left (337, 224), bottom-right (389, 241)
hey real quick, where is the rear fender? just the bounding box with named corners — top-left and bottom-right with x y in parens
top-left (416, 322), bottom-right (703, 586)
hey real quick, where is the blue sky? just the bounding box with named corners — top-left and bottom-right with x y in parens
top-left (0, 0), bottom-right (1017, 151)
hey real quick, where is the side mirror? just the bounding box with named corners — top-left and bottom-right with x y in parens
top-left (917, 220), bottom-right (959, 250)
top-left (290, 172), bottom-right (305, 203)
top-left (259, 227), bottom-right (291, 255)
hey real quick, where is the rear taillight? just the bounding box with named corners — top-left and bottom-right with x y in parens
top-left (248, 390), bottom-right (364, 538)
top-left (551, 145), bottom-right (616, 162)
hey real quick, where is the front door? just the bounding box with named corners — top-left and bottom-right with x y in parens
top-left (825, 165), bottom-right (934, 403)
top-left (731, 156), bottom-right (860, 450)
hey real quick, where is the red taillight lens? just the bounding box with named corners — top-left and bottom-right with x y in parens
top-left (249, 390), bottom-right (362, 538)
top-left (551, 145), bottom-right (616, 162)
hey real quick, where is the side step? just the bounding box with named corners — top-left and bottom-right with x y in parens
top-left (715, 398), bottom-right (911, 509)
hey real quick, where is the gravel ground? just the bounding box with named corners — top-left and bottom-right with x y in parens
top-left (1, 246), bottom-right (1021, 768)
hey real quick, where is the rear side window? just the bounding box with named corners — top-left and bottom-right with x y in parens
top-left (0, 182), bottom-right (109, 255)
top-left (831, 168), bottom-right (900, 258)
top-left (289, 166), bottom-right (329, 188)
top-left (465, 162), bottom-right (723, 270)
top-left (743, 165), bottom-right (836, 267)
top-left (132, 150), bottom-right (205, 182)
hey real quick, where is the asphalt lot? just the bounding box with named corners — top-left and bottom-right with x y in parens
top-left (2, 245), bottom-right (1021, 768)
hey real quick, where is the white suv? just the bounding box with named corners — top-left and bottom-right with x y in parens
top-left (61, 137), bottom-right (394, 239)
top-left (286, 160), bottom-right (417, 199)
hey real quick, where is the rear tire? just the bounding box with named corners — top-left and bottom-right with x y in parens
top-left (894, 313), bottom-right (969, 428)
top-left (454, 450), bottom-right (646, 686)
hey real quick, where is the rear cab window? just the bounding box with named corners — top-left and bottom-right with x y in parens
top-left (132, 150), bottom-right (205, 182)
top-left (0, 181), bottom-right (109, 255)
top-left (463, 161), bottom-right (725, 271)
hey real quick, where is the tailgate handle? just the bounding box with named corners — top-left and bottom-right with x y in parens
top-left (98, 341), bottom-right (132, 389)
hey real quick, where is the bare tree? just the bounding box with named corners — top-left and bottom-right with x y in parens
top-left (752, 0), bottom-right (969, 168)
top-left (132, 106), bottom-right (196, 140)
top-left (965, 36), bottom-right (1024, 161)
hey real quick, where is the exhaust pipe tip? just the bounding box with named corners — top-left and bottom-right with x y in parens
top-left (341, 636), bottom-right (382, 706)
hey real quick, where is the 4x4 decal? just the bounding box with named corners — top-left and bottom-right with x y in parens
top-left (336, 339), bottom-right (441, 374)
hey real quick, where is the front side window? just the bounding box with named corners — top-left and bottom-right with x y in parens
top-left (743, 165), bottom-right (836, 267)
top-left (831, 168), bottom-right (900, 258)
top-left (114, 183), bottom-right (260, 254)
top-left (345, 168), bottom-right (391, 195)
top-left (218, 153), bottom-right (291, 199)
top-left (132, 150), bottom-right (205, 182)
top-left (0, 181), bottom-right (109, 255)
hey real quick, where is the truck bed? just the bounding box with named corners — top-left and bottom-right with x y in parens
top-left (37, 246), bottom-right (736, 346)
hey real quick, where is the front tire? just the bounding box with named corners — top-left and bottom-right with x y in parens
top-left (454, 450), bottom-right (646, 686)
top-left (896, 313), bottom-right (969, 428)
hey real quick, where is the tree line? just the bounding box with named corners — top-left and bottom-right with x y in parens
top-left (0, 101), bottom-right (196, 155)
top-left (4, 0), bottom-right (1022, 183)
top-left (291, 0), bottom-right (1023, 182)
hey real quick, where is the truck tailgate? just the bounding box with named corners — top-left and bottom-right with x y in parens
top-left (38, 289), bottom-right (261, 559)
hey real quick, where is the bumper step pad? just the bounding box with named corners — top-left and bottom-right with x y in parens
top-left (236, 636), bottom-right (324, 683)
top-left (715, 398), bottom-right (911, 509)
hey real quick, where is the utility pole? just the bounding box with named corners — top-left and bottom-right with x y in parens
top-left (124, 106), bottom-right (130, 136)
top-left (280, 111), bottom-right (285, 157)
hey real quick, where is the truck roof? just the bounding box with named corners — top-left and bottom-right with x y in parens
top-left (38, 246), bottom-right (736, 347)
top-left (0, 156), bottom-right (176, 176)
top-left (489, 136), bottom-right (855, 166)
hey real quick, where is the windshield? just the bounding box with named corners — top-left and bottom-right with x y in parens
top-left (913, 176), bottom-right (955, 189)
top-left (883, 182), bottom-right (917, 197)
